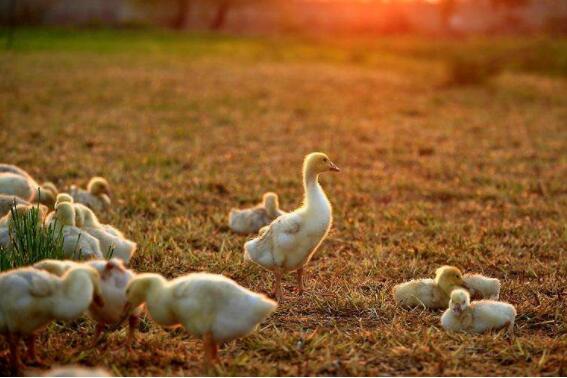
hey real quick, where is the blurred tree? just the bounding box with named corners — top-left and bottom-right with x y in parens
top-left (173, 0), bottom-right (191, 29)
top-left (438, 0), bottom-right (456, 32)
top-left (490, 0), bottom-right (530, 33)
top-left (490, 0), bottom-right (529, 9)
top-left (207, 0), bottom-right (273, 30)
top-left (133, 0), bottom-right (192, 29)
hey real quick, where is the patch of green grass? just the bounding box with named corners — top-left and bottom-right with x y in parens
top-left (0, 203), bottom-right (65, 271)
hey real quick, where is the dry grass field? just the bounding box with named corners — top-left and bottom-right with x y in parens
top-left (0, 29), bottom-right (566, 376)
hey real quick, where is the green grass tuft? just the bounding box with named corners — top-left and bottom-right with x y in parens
top-left (0, 202), bottom-right (65, 271)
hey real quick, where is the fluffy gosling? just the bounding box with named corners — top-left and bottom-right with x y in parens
top-left (123, 272), bottom-right (277, 367)
top-left (70, 177), bottom-right (111, 213)
top-left (0, 266), bottom-right (103, 374)
top-left (464, 273), bottom-right (501, 300)
top-left (393, 266), bottom-right (469, 309)
top-left (441, 289), bottom-right (516, 335)
top-left (228, 192), bottom-right (286, 234)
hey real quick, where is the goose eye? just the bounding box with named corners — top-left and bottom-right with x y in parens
top-left (323, 158), bottom-right (328, 162)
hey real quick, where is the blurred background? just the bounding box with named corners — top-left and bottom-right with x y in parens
top-left (2, 0), bottom-right (567, 37)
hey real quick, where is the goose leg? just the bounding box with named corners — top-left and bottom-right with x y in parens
top-left (272, 271), bottom-right (283, 302)
top-left (203, 331), bottom-right (218, 369)
top-left (91, 322), bottom-right (105, 348)
top-left (296, 268), bottom-right (304, 295)
top-left (126, 314), bottom-right (139, 351)
top-left (8, 333), bottom-right (21, 375)
top-left (25, 335), bottom-right (40, 363)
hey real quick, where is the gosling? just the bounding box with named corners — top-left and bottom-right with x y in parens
top-left (441, 289), bottom-right (516, 335)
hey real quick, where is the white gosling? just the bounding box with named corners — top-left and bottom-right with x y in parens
top-left (75, 204), bottom-right (135, 262)
top-left (0, 172), bottom-right (36, 202)
top-left (42, 365), bottom-right (111, 377)
top-left (441, 289), bottom-right (516, 335)
top-left (70, 177), bottom-right (111, 213)
top-left (463, 273), bottom-right (501, 300)
top-left (124, 272), bottom-right (277, 367)
top-left (45, 193), bottom-right (76, 226)
top-left (0, 194), bottom-right (30, 218)
top-left (393, 266), bottom-right (469, 309)
top-left (33, 258), bottom-right (141, 347)
top-left (228, 192), bottom-right (286, 234)
top-left (0, 164), bottom-right (57, 208)
top-left (0, 265), bottom-right (103, 374)
top-left (244, 152), bottom-right (340, 300)
top-left (52, 202), bottom-right (103, 260)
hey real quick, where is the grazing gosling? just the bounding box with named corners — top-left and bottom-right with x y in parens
top-left (75, 204), bottom-right (136, 262)
top-left (393, 266), bottom-right (469, 309)
top-left (34, 258), bottom-right (141, 347)
top-left (464, 273), bottom-right (501, 300)
top-left (52, 202), bottom-right (103, 260)
top-left (229, 192), bottom-right (286, 234)
top-left (244, 153), bottom-right (340, 301)
top-left (0, 164), bottom-right (57, 207)
top-left (0, 266), bottom-right (103, 374)
top-left (70, 177), bottom-right (111, 213)
top-left (0, 194), bottom-right (30, 218)
top-left (441, 289), bottom-right (516, 335)
top-left (0, 172), bottom-right (36, 202)
top-left (123, 272), bottom-right (277, 367)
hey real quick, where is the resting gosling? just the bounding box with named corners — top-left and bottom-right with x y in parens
top-left (0, 266), bottom-right (103, 374)
top-left (70, 177), bottom-right (111, 213)
top-left (393, 266), bottom-right (469, 309)
top-left (52, 202), bottom-right (103, 260)
top-left (124, 272), bottom-right (277, 367)
top-left (34, 258), bottom-right (141, 347)
top-left (464, 273), bottom-right (501, 300)
top-left (244, 153), bottom-right (340, 300)
top-left (441, 289), bottom-right (516, 335)
top-left (229, 192), bottom-right (286, 234)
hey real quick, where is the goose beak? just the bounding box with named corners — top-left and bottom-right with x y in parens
top-left (329, 162), bottom-right (341, 172)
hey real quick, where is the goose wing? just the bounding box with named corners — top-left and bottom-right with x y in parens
top-left (271, 212), bottom-right (302, 250)
top-left (14, 269), bottom-right (57, 297)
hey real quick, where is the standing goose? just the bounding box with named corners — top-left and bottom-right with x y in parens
top-left (123, 272), bottom-right (276, 367)
top-left (229, 192), bottom-right (286, 234)
top-left (244, 152), bottom-right (340, 300)
top-left (70, 177), bottom-right (111, 213)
